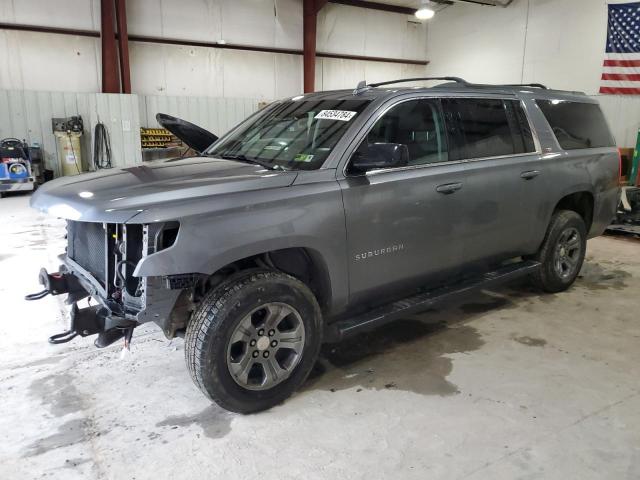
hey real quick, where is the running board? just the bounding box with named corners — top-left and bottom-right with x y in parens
top-left (327, 260), bottom-right (541, 342)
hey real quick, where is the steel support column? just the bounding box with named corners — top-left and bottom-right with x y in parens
top-left (114, 0), bottom-right (131, 94)
top-left (100, 0), bottom-right (120, 93)
top-left (303, 0), bottom-right (327, 93)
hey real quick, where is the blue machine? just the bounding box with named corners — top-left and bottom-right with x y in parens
top-left (0, 138), bottom-right (37, 197)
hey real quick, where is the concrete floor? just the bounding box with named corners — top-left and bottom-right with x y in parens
top-left (1, 193), bottom-right (639, 480)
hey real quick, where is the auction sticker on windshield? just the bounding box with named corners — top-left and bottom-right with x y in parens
top-left (314, 110), bottom-right (358, 121)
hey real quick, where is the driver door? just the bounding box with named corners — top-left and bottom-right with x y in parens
top-left (338, 98), bottom-right (469, 306)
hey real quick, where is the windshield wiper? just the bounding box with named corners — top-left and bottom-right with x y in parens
top-left (218, 153), bottom-right (282, 171)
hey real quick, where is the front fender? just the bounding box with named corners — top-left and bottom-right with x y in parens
top-left (133, 179), bottom-right (349, 312)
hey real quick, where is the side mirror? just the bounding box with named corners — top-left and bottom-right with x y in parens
top-left (350, 143), bottom-right (409, 173)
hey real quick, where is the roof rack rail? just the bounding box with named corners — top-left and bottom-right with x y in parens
top-left (353, 77), bottom-right (469, 94)
top-left (369, 77), bottom-right (469, 88)
top-left (500, 83), bottom-right (548, 89)
top-left (352, 78), bottom-right (549, 95)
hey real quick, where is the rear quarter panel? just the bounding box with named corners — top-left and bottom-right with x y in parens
top-left (522, 94), bottom-right (619, 246)
top-left (586, 148), bottom-right (620, 237)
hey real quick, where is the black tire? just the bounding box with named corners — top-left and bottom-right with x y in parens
top-left (184, 269), bottom-right (323, 413)
top-left (531, 210), bottom-right (587, 293)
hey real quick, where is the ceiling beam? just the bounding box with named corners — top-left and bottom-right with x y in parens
top-left (0, 23), bottom-right (99, 37)
top-left (0, 23), bottom-right (428, 66)
top-left (329, 0), bottom-right (503, 11)
top-left (327, 0), bottom-right (417, 15)
top-left (453, 0), bottom-right (501, 6)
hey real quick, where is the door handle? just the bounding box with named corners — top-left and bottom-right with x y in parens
top-left (436, 182), bottom-right (463, 194)
top-left (520, 170), bottom-right (541, 180)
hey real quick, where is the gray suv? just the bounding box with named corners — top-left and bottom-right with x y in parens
top-left (28, 77), bottom-right (620, 412)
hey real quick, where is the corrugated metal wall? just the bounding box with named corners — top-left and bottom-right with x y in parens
top-left (0, 90), bottom-right (142, 175)
top-left (138, 95), bottom-right (260, 136)
top-left (0, 90), bottom-right (259, 177)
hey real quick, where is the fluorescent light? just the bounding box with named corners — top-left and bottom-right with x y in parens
top-left (415, 8), bottom-right (435, 19)
top-left (415, 1), bottom-right (435, 20)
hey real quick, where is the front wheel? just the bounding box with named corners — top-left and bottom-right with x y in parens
top-left (530, 210), bottom-right (587, 293)
top-left (184, 270), bottom-right (323, 413)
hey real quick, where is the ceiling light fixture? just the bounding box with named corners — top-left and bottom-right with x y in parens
top-left (415, 1), bottom-right (435, 20)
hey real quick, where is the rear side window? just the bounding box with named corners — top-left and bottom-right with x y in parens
top-left (442, 98), bottom-right (535, 161)
top-left (535, 100), bottom-right (614, 150)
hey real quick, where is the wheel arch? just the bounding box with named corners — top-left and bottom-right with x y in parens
top-left (552, 190), bottom-right (595, 232)
top-left (203, 245), bottom-right (335, 314)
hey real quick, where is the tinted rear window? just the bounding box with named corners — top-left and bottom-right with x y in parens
top-left (442, 98), bottom-right (535, 160)
top-left (535, 100), bottom-right (614, 150)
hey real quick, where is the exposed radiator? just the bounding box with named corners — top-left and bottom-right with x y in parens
top-left (67, 221), bottom-right (107, 284)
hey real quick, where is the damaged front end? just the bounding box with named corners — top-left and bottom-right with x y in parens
top-left (26, 220), bottom-right (186, 349)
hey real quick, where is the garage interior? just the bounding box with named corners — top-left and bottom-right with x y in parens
top-left (1, 0), bottom-right (640, 479)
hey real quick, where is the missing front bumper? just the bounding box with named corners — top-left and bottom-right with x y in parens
top-left (48, 304), bottom-right (109, 344)
top-left (26, 267), bottom-right (137, 347)
top-left (47, 302), bottom-right (136, 347)
top-left (28, 265), bottom-right (184, 347)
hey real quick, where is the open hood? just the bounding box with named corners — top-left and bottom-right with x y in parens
top-left (156, 113), bottom-right (218, 154)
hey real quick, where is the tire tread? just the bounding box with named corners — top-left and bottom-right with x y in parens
top-left (531, 209), bottom-right (586, 293)
top-left (184, 269), bottom-right (321, 412)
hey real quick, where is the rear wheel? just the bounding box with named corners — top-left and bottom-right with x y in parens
top-left (185, 270), bottom-right (322, 413)
top-left (531, 210), bottom-right (587, 293)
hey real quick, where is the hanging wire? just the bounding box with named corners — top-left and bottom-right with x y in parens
top-left (93, 122), bottom-right (113, 169)
top-left (66, 131), bottom-right (82, 174)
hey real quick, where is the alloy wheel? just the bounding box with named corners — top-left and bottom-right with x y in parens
top-left (553, 227), bottom-right (582, 279)
top-left (226, 302), bottom-right (306, 391)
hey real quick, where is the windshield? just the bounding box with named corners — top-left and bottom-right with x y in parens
top-left (207, 99), bottom-right (371, 170)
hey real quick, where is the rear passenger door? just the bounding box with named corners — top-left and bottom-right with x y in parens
top-left (441, 97), bottom-right (545, 268)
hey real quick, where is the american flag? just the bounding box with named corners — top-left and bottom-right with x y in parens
top-left (600, 2), bottom-right (640, 95)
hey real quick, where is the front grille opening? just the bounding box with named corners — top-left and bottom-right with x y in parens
top-left (67, 221), bottom-right (179, 302)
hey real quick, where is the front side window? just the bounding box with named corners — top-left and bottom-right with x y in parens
top-left (208, 99), bottom-right (371, 170)
top-left (355, 99), bottom-right (449, 167)
top-left (535, 100), bottom-right (615, 150)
